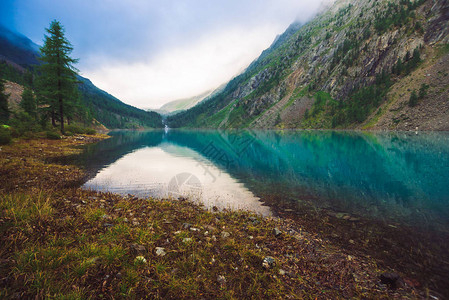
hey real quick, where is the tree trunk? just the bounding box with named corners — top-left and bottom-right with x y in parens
top-left (51, 109), bottom-right (56, 127)
top-left (57, 53), bottom-right (64, 135)
top-left (59, 95), bottom-right (64, 134)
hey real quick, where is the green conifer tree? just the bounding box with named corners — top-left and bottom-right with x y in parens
top-left (20, 88), bottom-right (37, 118)
top-left (409, 90), bottom-right (418, 107)
top-left (38, 20), bottom-right (78, 134)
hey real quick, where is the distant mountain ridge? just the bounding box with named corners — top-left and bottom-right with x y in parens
top-left (0, 25), bottom-right (40, 67)
top-left (156, 89), bottom-right (215, 115)
top-left (168, 0), bottom-right (449, 131)
top-left (0, 24), bottom-right (162, 129)
top-left (156, 83), bottom-right (227, 116)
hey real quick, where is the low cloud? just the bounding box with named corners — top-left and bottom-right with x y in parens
top-left (5, 0), bottom-right (335, 108)
top-left (84, 25), bottom-right (283, 109)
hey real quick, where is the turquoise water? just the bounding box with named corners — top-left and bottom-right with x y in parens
top-left (80, 130), bottom-right (449, 228)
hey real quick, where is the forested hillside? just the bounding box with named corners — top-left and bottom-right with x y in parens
top-left (0, 25), bottom-right (162, 129)
top-left (168, 0), bottom-right (449, 130)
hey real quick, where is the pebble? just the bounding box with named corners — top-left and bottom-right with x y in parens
top-left (279, 269), bottom-right (286, 276)
top-left (204, 225), bottom-right (217, 232)
top-left (217, 275), bottom-right (226, 286)
top-left (262, 256), bottom-right (276, 269)
top-left (183, 238), bottom-right (192, 243)
top-left (273, 227), bottom-right (282, 237)
top-left (249, 216), bottom-right (260, 225)
top-left (134, 256), bottom-right (147, 264)
top-left (130, 243), bottom-right (146, 255)
top-left (336, 213), bottom-right (345, 219)
top-left (155, 247), bottom-right (166, 257)
top-left (221, 231), bottom-right (230, 239)
top-left (183, 223), bottom-right (192, 229)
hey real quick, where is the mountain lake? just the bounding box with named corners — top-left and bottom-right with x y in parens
top-left (66, 129), bottom-right (449, 294)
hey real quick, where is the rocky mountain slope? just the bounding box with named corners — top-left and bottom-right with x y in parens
top-left (168, 0), bottom-right (449, 130)
top-left (0, 25), bottom-right (162, 129)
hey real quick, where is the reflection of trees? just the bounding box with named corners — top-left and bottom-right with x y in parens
top-left (67, 130), bottom-right (164, 178)
top-left (75, 129), bottom-right (449, 226)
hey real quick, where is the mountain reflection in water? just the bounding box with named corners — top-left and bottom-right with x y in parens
top-left (77, 130), bottom-right (449, 229)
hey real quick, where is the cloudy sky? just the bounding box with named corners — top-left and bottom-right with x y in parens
top-left (1, 0), bottom-right (333, 109)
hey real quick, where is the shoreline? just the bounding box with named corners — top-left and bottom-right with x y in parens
top-left (0, 135), bottom-right (431, 298)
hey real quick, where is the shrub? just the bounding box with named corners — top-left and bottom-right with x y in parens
top-left (419, 83), bottom-right (429, 98)
top-left (64, 124), bottom-right (85, 134)
top-left (85, 128), bottom-right (96, 135)
top-left (8, 112), bottom-right (41, 137)
top-left (0, 126), bottom-right (12, 145)
top-left (64, 124), bottom-right (96, 135)
top-left (409, 90), bottom-right (418, 107)
top-left (46, 131), bottom-right (61, 140)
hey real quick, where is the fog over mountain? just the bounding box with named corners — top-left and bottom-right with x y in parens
top-left (1, 0), bottom-right (334, 109)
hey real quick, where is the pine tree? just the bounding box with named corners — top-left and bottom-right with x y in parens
top-left (38, 20), bottom-right (78, 134)
top-left (0, 79), bottom-right (10, 123)
top-left (20, 88), bottom-right (37, 118)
